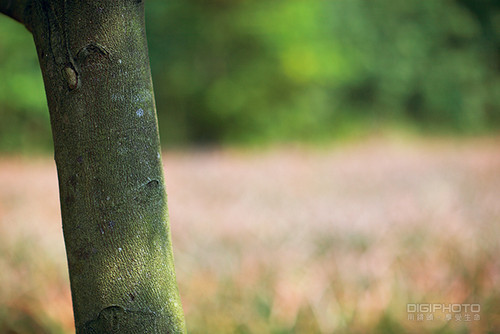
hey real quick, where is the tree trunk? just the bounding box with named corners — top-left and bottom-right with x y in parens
top-left (0, 1), bottom-right (186, 332)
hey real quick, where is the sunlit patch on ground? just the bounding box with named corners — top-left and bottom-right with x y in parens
top-left (1, 138), bottom-right (499, 333)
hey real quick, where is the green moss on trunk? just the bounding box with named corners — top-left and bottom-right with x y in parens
top-left (24, 0), bottom-right (186, 332)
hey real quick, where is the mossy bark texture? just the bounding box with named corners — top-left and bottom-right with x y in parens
top-left (0, 1), bottom-right (186, 333)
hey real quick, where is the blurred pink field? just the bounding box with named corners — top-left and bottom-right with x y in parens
top-left (0, 138), bottom-right (499, 333)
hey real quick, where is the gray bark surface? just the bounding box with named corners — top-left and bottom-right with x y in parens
top-left (0, 1), bottom-right (187, 332)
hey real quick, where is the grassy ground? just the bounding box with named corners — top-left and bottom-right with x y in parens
top-left (0, 137), bottom-right (499, 333)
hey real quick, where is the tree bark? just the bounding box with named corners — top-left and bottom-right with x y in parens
top-left (0, 0), bottom-right (186, 333)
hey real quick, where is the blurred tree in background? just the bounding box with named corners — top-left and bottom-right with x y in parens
top-left (0, 0), bottom-right (499, 151)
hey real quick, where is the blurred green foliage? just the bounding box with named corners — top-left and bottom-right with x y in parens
top-left (0, 16), bottom-right (50, 152)
top-left (0, 0), bottom-right (499, 151)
